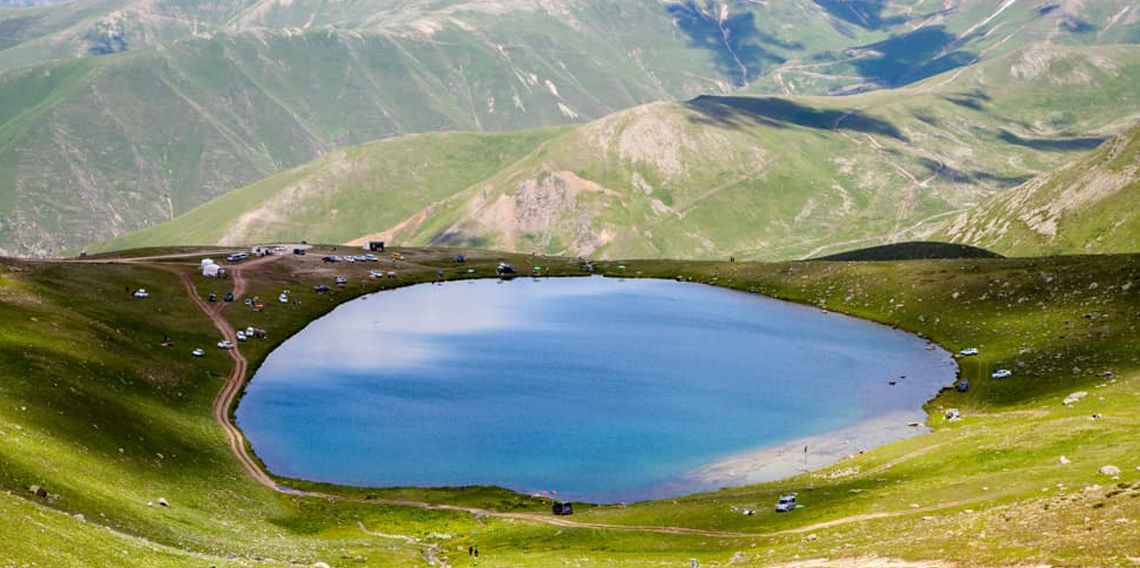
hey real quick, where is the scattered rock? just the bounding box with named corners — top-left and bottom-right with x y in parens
top-left (1063, 391), bottom-right (1089, 405)
top-left (945, 408), bottom-right (961, 422)
top-left (157, 497), bottom-right (169, 507)
top-left (806, 534), bottom-right (818, 541)
top-left (1100, 465), bottom-right (1122, 476)
top-left (1060, 456), bottom-right (1071, 465)
top-left (727, 551), bottom-right (747, 565)
top-left (314, 563), bottom-right (333, 568)
top-left (29, 485), bottom-right (47, 498)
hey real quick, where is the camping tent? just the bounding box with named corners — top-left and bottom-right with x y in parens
top-left (202, 261), bottom-right (222, 278)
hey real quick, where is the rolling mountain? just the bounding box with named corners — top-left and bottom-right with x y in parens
top-left (99, 45), bottom-right (1140, 260)
top-left (936, 122), bottom-right (1140, 256)
top-left (3, 0), bottom-right (1140, 257)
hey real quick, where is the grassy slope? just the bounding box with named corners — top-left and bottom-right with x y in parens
top-left (936, 122), bottom-right (1140, 256)
top-left (138, 44), bottom-right (1140, 261)
top-left (2, 248), bottom-right (1140, 566)
top-left (0, 0), bottom-right (860, 258)
top-left (94, 128), bottom-right (569, 252)
top-left (5, 0), bottom-right (1140, 258)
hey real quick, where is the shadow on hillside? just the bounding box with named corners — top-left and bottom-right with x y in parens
top-left (810, 0), bottom-right (908, 30)
top-left (686, 95), bottom-right (908, 141)
top-left (998, 130), bottom-right (1107, 152)
top-left (942, 90), bottom-right (992, 111)
top-left (916, 158), bottom-right (1032, 188)
top-left (851, 26), bottom-right (976, 87)
top-left (666, 2), bottom-right (790, 87)
top-left (430, 229), bottom-right (489, 249)
top-left (0, 14), bottom-right (42, 51)
top-left (1060, 17), bottom-right (1099, 34)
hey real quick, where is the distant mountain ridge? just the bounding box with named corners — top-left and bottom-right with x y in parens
top-left (3, 0), bottom-right (1140, 256)
top-left (98, 45), bottom-right (1140, 261)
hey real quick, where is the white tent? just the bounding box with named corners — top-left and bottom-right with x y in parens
top-left (200, 258), bottom-right (215, 268)
top-left (202, 262), bottom-right (222, 278)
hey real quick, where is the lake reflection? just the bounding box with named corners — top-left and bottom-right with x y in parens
top-left (237, 277), bottom-right (955, 502)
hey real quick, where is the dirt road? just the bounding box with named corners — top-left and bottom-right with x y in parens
top-left (177, 254), bottom-right (280, 489)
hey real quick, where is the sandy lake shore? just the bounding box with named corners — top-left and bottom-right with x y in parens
top-left (622, 411), bottom-right (932, 502)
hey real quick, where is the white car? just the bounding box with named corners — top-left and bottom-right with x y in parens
top-left (191, 348), bottom-right (205, 357)
top-left (775, 493), bottom-right (798, 512)
top-left (991, 369), bottom-right (1012, 379)
top-left (235, 331), bottom-right (247, 341)
top-left (132, 289), bottom-right (149, 298)
top-left (959, 347), bottom-right (979, 356)
top-left (217, 340), bottom-right (234, 349)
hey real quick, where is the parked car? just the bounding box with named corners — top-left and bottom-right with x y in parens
top-left (224, 292), bottom-right (234, 302)
top-left (226, 252), bottom-right (249, 262)
top-left (207, 292), bottom-right (217, 302)
top-left (235, 331), bottom-right (247, 341)
top-left (496, 262), bottom-right (516, 275)
top-left (191, 348), bottom-right (205, 357)
top-left (322, 255), bottom-right (340, 263)
top-left (293, 248), bottom-right (306, 255)
top-left (363, 254), bottom-right (378, 262)
top-left (132, 289), bottom-right (149, 298)
top-left (217, 340), bottom-right (234, 349)
top-left (959, 347), bottom-right (979, 356)
top-left (991, 369), bottom-right (1012, 379)
top-left (775, 493), bottom-right (797, 513)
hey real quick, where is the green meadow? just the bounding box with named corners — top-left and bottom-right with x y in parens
top-left (1, 247), bottom-right (1139, 566)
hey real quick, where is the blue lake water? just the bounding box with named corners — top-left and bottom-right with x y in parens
top-left (236, 277), bottom-right (955, 502)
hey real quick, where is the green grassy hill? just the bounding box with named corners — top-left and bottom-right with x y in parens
top-left (937, 122), bottom-right (1140, 256)
top-left (100, 45), bottom-right (1140, 261)
top-left (812, 241), bottom-right (1003, 261)
top-left (96, 129), bottom-right (569, 251)
top-left (3, 249), bottom-right (1140, 566)
top-left (3, 0), bottom-right (1140, 257)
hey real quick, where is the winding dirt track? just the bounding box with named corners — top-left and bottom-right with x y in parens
top-left (165, 255), bottom-right (979, 540)
top-left (177, 255), bottom-right (280, 488)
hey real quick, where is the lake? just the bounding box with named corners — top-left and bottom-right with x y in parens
top-left (236, 277), bottom-right (956, 503)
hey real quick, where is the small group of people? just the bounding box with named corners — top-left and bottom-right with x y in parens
top-left (468, 545), bottom-right (479, 558)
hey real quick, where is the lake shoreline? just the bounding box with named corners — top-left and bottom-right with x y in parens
top-left (585, 411), bottom-right (933, 504)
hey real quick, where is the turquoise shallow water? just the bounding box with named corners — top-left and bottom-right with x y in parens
top-left (237, 277), bottom-right (955, 502)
